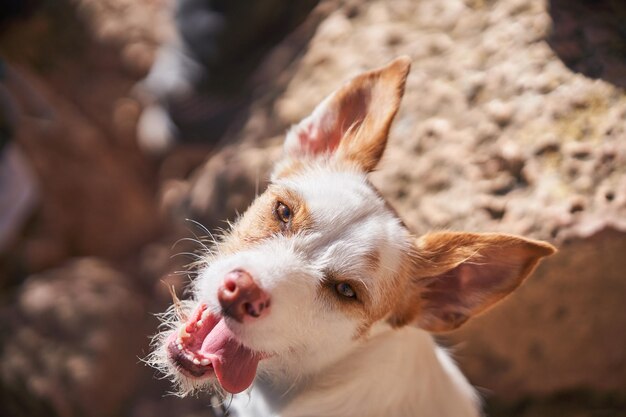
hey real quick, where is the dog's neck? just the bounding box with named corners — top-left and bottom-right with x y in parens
top-left (229, 324), bottom-right (480, 417)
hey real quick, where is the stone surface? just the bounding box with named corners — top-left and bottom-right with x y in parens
top-left (182, 143), bottom-right (283, 232)
top-left (181, 0), bottom-right (626, 249)
top-left (14, 69), bottom-right (162, 260)
top-left (0, 259), bottom-right (147, 417)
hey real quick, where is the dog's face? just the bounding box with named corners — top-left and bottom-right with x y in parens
top-left (151, 57), bottom-right (555, 396)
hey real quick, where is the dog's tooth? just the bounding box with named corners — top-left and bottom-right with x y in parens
top-left (193, 358), bottom-right (201, 365)
top-left (179, 327), bottom-right (190, 339)
top-left (200, 358), bottom-right (210, 366)
top-left (197, 320), bottom-right (204, 328)
top-left (177, 342), bottom-right (183, 350)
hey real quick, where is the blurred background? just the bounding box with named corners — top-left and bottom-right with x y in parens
top-left (1, 0), bottom-right (625, 416)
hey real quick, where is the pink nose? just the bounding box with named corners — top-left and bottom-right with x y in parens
top-left (218, 269), bottom-right (271, 322)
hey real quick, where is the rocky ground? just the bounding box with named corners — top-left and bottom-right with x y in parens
top-left (1, 0), bottom-right (625, 416)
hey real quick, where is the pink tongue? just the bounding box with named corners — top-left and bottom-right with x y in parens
top-left (200, 318), bottom-right (260, 394)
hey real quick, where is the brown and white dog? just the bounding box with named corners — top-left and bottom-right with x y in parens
top-left (151, 57), bottom-right (555, 417)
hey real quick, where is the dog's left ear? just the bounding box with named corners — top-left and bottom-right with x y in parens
top-left (391, 232), bottom-right (556, 332)
top-left (283, 56), bottom-right (411, 172)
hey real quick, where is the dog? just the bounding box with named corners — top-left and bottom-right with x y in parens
top-left (151, 56), bottom-right (556, 417)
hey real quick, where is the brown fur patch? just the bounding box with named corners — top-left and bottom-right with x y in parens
top-left (385, 252), bottom-right (419, 328)
top-left (336, 57), bottom-right (411, 172)
top-left (272, 186), bottom-right (313, 235)
top-left (353, 322), bottom-right (373, 340)
top-left (364, 249), bottom-right (381, 272)
top-left (354, 269), bottom-right (409, 339)
top-left (316, 253), bottom-right (410, 341)
top-left (317, 272), bottom-right (372, 321)
top-left (219, 185), bottom-right (313, 254)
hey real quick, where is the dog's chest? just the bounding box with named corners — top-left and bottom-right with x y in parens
top-left (212, 380), bottom-right (286, 417)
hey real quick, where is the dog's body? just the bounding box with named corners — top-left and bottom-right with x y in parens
top-left (152, 57), bottom-right (555, 417)
top-left (225, 325), bottom-right (479, 417)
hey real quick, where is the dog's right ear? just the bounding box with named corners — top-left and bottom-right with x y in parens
top-left (390, 232), bottom-right (556, 332)
top-left (283, 57), bottom-right (411, 172)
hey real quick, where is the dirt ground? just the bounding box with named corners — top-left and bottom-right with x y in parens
top-left (1, 0), bottom-right (625, 416)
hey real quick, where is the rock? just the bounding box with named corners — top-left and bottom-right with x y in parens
top-left (0, 259), bottom-right (147, 417)
top-left (486, 99), bottom-right (516, 126)
top-left (12, 63), bottom-right (161, 263)
top-left (181, 144), bottom-right (282, 231)
top-left (75, 0), bottom-right (173, 47)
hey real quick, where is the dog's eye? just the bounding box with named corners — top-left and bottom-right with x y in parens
top-left (335, 282), bottom-right (356, 299)
top-left (275, 202), bottom-right (292, 223)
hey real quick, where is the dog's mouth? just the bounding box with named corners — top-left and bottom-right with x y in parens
top-left (166, 303), bottom-right (261, 394)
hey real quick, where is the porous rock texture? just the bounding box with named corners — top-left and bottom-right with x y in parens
top-left (178, 0), bottom-right (626, 401)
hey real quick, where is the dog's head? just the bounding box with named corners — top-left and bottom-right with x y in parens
top-left (151, 57), bottom-right (555, 396)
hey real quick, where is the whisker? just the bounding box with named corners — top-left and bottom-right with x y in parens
top-left (170, 251), bottom-right (204, 261)
top-left (173, 237), bottom-right (210, 253)
top-left (163, 281), bottom-right (187, 321)
top-left (185, 218), bottom-right (212, 236)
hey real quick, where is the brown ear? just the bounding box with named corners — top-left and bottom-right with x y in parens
top-left (283, 56), bottom-right (411, 172)
top-left (393, 232), bottom-right (556, 332)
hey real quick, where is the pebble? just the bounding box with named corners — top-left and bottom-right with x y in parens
top-left (486, 99), bottom-right (515, 126)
